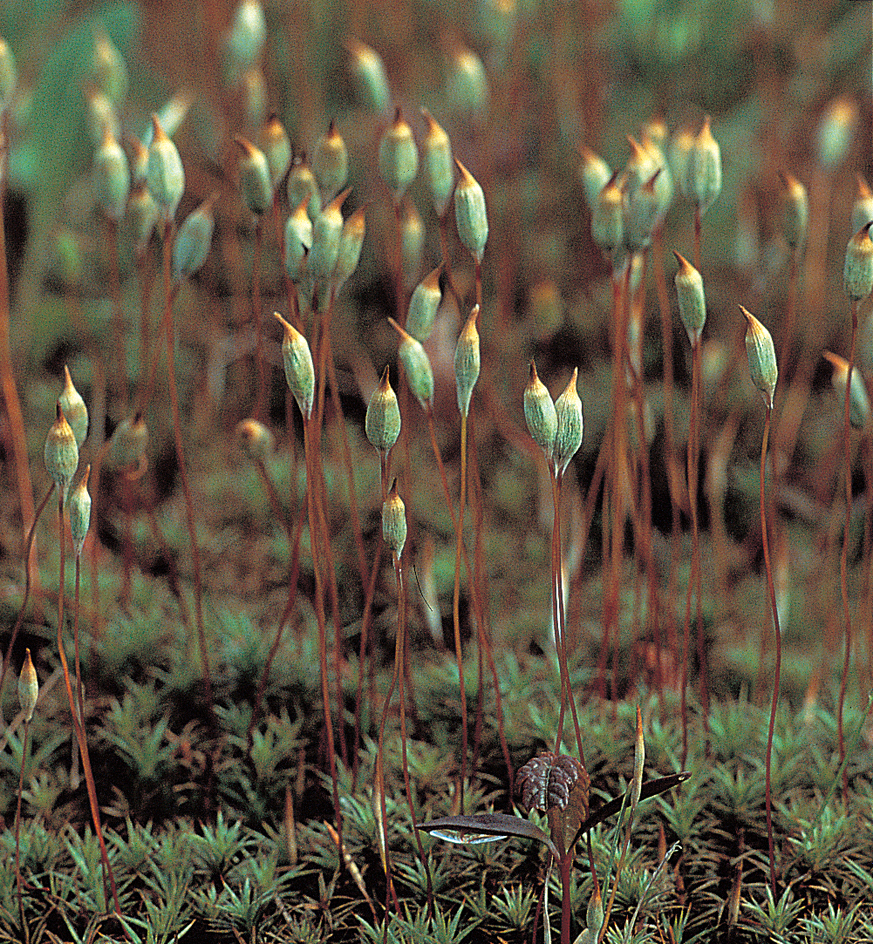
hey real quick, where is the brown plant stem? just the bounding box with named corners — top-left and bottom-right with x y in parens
top-left (837, 300), bottom-right (859, 802)
top-left (551, 471), bottom-right (585, 766)
top-left (0, 486), bottom-right (54, 705)
top-left (426, 406), bottom-right (513, 784)
top-left (760, 404), bottom-right (781, 899)
top-left (451, 408), bottom-right (471, 812)
top-left (14, 715), bottom-right (30, 944)
top-left (0, 113), bottom-right (39, 598)
top-left (56, 491), bottom-right (122, 916)
top-left (160, 220), bottom-right (217, 736)
top-left (302, 413), bottom-right (344, 858)
top-left (252, 218), bottom-right (267, 422)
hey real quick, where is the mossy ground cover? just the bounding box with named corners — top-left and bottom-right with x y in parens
top-left (0, 0), bottom-right (872, 941)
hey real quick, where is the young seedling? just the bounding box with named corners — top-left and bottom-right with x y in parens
top-left (420, 734), bottom-right (688, 944)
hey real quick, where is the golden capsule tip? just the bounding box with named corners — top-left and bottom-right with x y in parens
top-left (856, 174), bottom-right (872, 199)
top-left (387, 316), bottom-right (409, 341)
top-left (151, 113), bottom-right (167, 141)
top-left (327, 186), bottom-right (353, 212)
top-left (234, 134), bottom-right (257, 158)
top-left (529, 359), bottom-right (539, 383)
top-left (455, 157), bottom-right (474, 185)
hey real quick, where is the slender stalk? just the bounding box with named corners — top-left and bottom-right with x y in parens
top-left (252, 219), bottom-right (267, 422)
top-left (426, 406), bottom-right (513, 783)
top-left (680, 337), bottom-right (702, 767)
top-left (106, 215), bottom-right (127, 415)
top-left (302, 414), bottom-right (344, 856)
top-left (15, 716), bottom-right (30, 944)
top-left (552, 470), bottom-right (585, 765)
top-left (760, 405), bottom-right (781, 899)
top-left (837, 300), bottom-right (859, 802)
top-left (0, 112), bottom-right (38, 596)
top-left (392, 550), bottom-right (434, 916)
top-left (0, 487), bottom-right (54, 703)
top-left (160, 220), bottom-right (216, 731)
top-left (451, 409), bottom-right (470, 812)
top-left (56, 491), bottom-right (122, 915)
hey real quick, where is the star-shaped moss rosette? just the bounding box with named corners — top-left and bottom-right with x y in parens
top-left (419, 752), bottom-right (688, 859)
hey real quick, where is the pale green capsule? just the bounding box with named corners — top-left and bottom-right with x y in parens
top-left (108, 414), bottom-right (149, 469)
top-left (276, 312), bottom-right (315, 420)
top-left (454, 159), bottom-right (488, 262)
top-left (85, 87), bottom-right (120, 147)
top-left (18, 649), bottom-right (38, 723)
top-left (389, 318), bottom-right (434, 409)
top-left (578, 146), bottom-right (611, 211)
top-left (824, 351), bottom-right (870, 430)
top-left (128, 182), bottom-right (160, 253)
top-left (684, 117), bottom-right (721, 215)
top-left (624, 169), bottom-right (662, 251)
top-left (284, 195), bottom-right (313, 284)
top-left (0, 38), bottom-right (17, 113)
top-left (406, 265), bottom-right (443, 343)
top-left (446, 45), bottom-right (488, 117)
top-left (379, 110), bottom-right (418, 204)
top-left (59, 366), bottom-right (88, 449)
top-left (45, 406), bottom-right (78, 500)
top-left (94, 128), bottom-right (130, 221)
top-left (817, 96), bottom-right (857, 170)
top-left (235, 136), bottom-right (272, 215)
top-left (365, 366), bottom-right (401, 452)
top-left (524, 361), bottom-right (557, 459)
top-left (68, 465), bottom-right (92, 558)
top-left (400, 199), bottom-right (424, 289)
top-left (286, 155), bottom-right (321, 222)
top-left (591, 173), bottom-right (623, 257)
top-left (852, 176), bottom-right (873, 235)
top-left (553, 369), bottom-right (583, 476)
top-left (172, 193), bottom-right (217, 282)
top-left (313, 121), bottom-right (349, 201)
top-left (668, 128), bottom-right (694, 199)
top-left (673, 251), bottom-right (706, 344)
top-left (224, 0), bottom-right (267, 80)
top-left (333, 207), bottom-right (365, 289)
top-left (307, 187), bottom-right (350, 287)
top-left (741, 306), bottom-right (777, 409)
top-left (90, 27), bottom-right (128, 105)
top-left (843, 223), bottom-right (873, 301)
top-left (421, 109), bottom-right (454, 218)
top-left (779, 171), bottom-right (808, 251)
top-left (147, 115), bottom-right (185, 218)
top-left (142, 90), bottom-right (194, 149)
top-left (454, 306), bottom-right (481, 417)
top-left (382, 478), bottom-right (407, 557)
top-left (346, 38), bottom-right (390, 115)
top-left (236, 418), bottom-right (275, 461)
top-left (257, 113), bottom-right (291, 190)
top-left (241, 66), bottom-right (267, 130)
